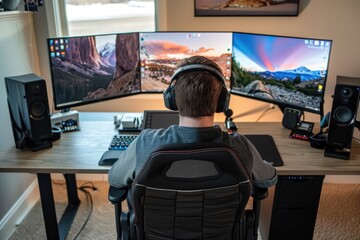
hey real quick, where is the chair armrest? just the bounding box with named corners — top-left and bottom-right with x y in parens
top-left (251, 186), bottom-right (268, 200)
top-left (244, 209), bottom-right (255, 240)
top-left (108, 186), bottom-right (129, 239)
top-left (250, 186), bottom-right (268, 240)
top-left (108, 186), bottom-right (128, 203)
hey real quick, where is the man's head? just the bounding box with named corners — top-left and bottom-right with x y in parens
top-left (163, 56), bottom-right (230, 117)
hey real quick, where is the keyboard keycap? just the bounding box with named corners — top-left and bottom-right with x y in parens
top-left (109, 134), bottom-right (138, 150)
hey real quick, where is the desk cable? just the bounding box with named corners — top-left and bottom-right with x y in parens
top-left (255, 104), bottom-right (276, 122)
top-left (52, 180), bottom-right (98, 240)
top-left (73, 181), bottom-right (98, 240)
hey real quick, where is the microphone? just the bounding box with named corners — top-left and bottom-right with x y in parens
top-left (224, 109), bottom-right (233, 119)
top-left (224, 109), bottom-right (237, 133)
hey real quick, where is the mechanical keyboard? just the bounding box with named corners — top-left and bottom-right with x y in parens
top-left (108, 134), bottom-right (138, 150)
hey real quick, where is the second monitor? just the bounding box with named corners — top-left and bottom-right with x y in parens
top-left (139, 31), bottom-right (233, 93)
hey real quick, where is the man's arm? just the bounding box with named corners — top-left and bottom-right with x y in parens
top-left (249, 141), bottom-right (278, 188)
top-left (108, 139), bottom-right (138, 188)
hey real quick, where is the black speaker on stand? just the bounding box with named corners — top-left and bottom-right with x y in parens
top-left (5, 73), bottom-right (53, 151)
top-left (324, 84), bottom-right (360, 160)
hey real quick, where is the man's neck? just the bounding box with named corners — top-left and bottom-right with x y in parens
top-left (179, 115), bottom-right (215, 128)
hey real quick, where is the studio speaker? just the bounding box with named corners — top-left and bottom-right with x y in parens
top-left (324, 84), bottom-right (360, 159)
top-left (5, 73), bottom-right (53, 151)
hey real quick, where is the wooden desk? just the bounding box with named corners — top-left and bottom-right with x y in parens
top-left (0, 120), bottom-right (359, 240)
top-left (2, 121), bottom-right (359, 174)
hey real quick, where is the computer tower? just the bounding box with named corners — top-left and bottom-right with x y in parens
top-left (5, 73), bottom-right (53, 151)
top-left (259, 175), bottom-right (324, 240)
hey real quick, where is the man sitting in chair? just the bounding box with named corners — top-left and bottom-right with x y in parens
top-left (108, 55), bottom-right (277, 189)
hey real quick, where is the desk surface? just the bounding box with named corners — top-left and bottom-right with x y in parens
top-left (0, 118), bottom-right (360, 175)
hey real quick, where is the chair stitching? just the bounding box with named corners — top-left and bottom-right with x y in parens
top-left (137, 181), bottom-right (250, 192)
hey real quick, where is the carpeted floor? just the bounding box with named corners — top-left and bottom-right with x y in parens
top-left (8, 181), bottom-right (360, 240)
top-left (313, 183), bottom-right (360, 240)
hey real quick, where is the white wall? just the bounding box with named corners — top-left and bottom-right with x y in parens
top-left (0, 11), bottom-right (40, 236)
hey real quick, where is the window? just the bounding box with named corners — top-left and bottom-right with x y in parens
top-left (63, 0), bottom-right (155, 36)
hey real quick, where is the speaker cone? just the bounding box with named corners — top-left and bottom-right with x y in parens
top-left (333, 106), bottom-right (353, 124)
top-left (30, 101), bottom-right (46, 120)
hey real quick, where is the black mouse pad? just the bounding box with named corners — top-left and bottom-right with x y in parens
top-left (244, 134), bottom-right (284, 166)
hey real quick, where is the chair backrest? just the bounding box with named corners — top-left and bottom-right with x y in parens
top-left (130, 143), bottom-right (252, 240)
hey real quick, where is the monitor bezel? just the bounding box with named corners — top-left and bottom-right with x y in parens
top-left (230, 31), bottom-right (333, 115)
top-left (47, 32), bottom-right (141, 111)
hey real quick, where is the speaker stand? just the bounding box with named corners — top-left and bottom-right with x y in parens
top-left (17, 137), bottom-right (53, 152)
top-left (324, 145), bottom-right (350, 160)
top-left (29, 140), bottom-right (53, 152)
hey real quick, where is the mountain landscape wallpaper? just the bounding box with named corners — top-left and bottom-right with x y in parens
top-left (139, 32), bottom-right (232, 92)
top-left (49, 33), bottom-right (140, 109)
top-left (231, 32), bottom-right (332, 112)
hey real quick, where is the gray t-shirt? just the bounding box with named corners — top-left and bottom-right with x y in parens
top-left (108, 125), bottom-right (277, 188)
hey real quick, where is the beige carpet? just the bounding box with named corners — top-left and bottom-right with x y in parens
top-left (314, 183), bottom-right (360, 240)
top-left (8, 181), bottom-right (360, 240)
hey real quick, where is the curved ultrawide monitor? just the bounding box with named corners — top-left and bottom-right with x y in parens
top-left (231, 32), bottom-right (332, 114)
top-left (47, 32), bottom-right (141, 110)
top-left (139, 31), bottom-right (233, 93)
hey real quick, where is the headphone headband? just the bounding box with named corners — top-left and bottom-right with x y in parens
top-left (170, 64), bottom-right (226, 85)
top-left (163, 63), bottom-right (230, 113)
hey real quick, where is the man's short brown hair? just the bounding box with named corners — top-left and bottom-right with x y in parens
top-left (174, 56), bottom-right (224, 117)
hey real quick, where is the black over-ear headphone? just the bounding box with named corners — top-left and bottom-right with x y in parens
top-left (163, 64), bottom-right (230, 113)
top-left (309, 112), bottom-right (330, 149)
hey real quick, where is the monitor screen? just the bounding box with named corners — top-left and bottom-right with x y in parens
top-left (139, 32), bottom-right (232, 93)
top-left (231, 32), bottom-right (332, 114)
top-left (48, 32), bottom-right (141, 110)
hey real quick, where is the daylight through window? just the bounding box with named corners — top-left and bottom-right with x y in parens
top-left (64, 0), bottom-right (155, 36)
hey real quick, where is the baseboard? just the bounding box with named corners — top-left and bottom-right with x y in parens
top-left (0, 179), bottom-right (39, 240)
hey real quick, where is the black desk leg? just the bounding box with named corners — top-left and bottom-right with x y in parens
top-left (59, 174), bottom-right (81, 239)
top-left (37, 173), bottom-right (81, 240)
top-left (37, 173), bottom-right (60, 240)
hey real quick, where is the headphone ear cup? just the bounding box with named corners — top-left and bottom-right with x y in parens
top-left (216, 88), bottom-right (231, 113)
top-left (309, 132), bottom-right (327, 149)
top-left (163, 85), bottom-right (177, 110)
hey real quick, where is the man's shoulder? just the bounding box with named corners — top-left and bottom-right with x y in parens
top-left (140, 127), bottom-right (172, 135)
top-left (227, 132), bottom-right (253, 149)
top-left (138, 126), bottom-right (176, 140)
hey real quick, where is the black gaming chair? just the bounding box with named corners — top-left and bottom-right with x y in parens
top-left (108, 143), bottom-right (268, 240)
